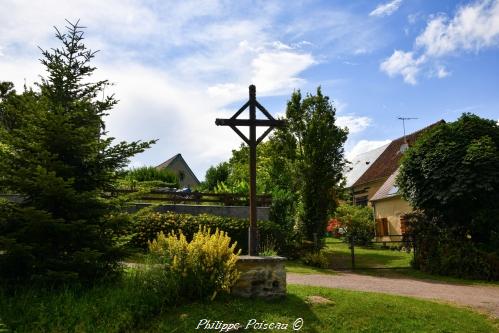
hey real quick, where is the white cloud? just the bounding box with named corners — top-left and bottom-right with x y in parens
top-left (271, 41), bottom-right (293, 50)
top-left (381, 0), bottom-right (499, 84)
top-left (206, 50), bottom-right (316, 105)
top-left (436, 66), bottom-right (451, 78)
top-left (0, 0), bottom-right (323, 179)
top-left (251, 51), bottom-right (316, 95)
top-left (416, 1), bottom-right (499, 57)
top-left (380, 50), bottom-right (424, 84)
top-left (283, 8), bottom-right (386, 56)
top-left (346, 140), bottom-right (391, 161)
top-left (337, 115), bottom-right (372, 134)
top-left (369, 0), bottom-right (403, 17)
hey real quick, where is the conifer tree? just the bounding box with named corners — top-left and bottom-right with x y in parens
top-left (0, 21), bottom-right (155, 282)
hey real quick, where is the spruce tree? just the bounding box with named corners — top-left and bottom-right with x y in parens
top-left (0, 21), bottom-right (155, 282)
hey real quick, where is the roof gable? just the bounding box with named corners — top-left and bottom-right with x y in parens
top-left (156, 153), bottom-right (200, 185)
top-left (156, 153), bottom-right (180, 169)
top-left (371, 168), bottom-right (400, 201)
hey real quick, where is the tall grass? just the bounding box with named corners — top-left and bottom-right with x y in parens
top-left (0, 267), bottom-right (179, 333)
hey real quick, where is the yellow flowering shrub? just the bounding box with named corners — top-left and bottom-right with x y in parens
top-left (148, 227), bottom-right (240, 300)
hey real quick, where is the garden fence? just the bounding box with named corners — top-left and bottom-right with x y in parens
top-left (334, 235), bottom-right (415, 270)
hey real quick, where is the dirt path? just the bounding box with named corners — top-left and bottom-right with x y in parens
top-left (288, 272), bottom-right (499, 318)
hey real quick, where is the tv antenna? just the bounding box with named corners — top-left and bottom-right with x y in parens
top-left (397, 117), bottom-right (418, 143)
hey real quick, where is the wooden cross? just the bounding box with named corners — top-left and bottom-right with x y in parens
top-left (216, 85), bottom-right (285, 256)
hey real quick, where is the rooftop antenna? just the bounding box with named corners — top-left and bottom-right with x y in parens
top-left (398, 117), bottom-right (418, 153)
top-left (397, 117), bottom-right (418, 143)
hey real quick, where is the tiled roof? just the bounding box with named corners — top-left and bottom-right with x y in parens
top-left (371, 168), bottom-right (400, 201)
top-left (353, 120), bottom-right (445, 187)
top-left (344, 144), bottom-right (389, 188)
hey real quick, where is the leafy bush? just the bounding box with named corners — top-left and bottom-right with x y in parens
top-left (334, 204), bottom-right (374, 246)
top-left (406, 213), bottom-right (499, 280)
top-left (269, 189), bottom-right (296, 230)
top-left (130, 209), bottom-right (286, 254)
top-left (125, 166), bottom-right (178, 183)
top-left (301, 251), bottom-right (330, 268)
top-left (149, 227), bottom-right (240, 300)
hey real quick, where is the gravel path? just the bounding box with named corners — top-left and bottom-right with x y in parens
top-left (288, 272), bottom-right (499, 318)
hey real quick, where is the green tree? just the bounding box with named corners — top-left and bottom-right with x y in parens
top-left (201, 88), bottom-right (347, 248)
top-left (286, 88), bottom-right (348, 243)
top-left (398, 114), bottom-right (499, 279)
top-left (0, 21), bottom-right (154, 282)
top-left (201, 162), bottom-right (230, 191)
top-left (398, 114), bottom-right (499, 248)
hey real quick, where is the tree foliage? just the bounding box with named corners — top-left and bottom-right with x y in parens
top-left (286, 88), bottom-right (348, 242)
top-left (334, 204), bottom-right (374, 246)
top-left (398, 114), bottom-right (499, 247)
top-left (200, 162), bottom-right (230, 192)
top-left (0, 21), bottom-right (155, 282)
top-left (398, 114), bottom-right (499, 279)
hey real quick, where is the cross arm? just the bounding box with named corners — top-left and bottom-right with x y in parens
top-left (215, 118), bottom-right (286, 127)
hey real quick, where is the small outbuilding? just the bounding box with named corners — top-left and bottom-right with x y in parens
top-left (156, 153), bottom-right (200, 188)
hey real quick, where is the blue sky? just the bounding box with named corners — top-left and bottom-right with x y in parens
top-left (1, 0), bottom-right (498, 180)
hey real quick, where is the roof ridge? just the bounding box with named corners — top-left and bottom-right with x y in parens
top-left (352, 120), bottom-right (445, 187)
top-left (392, 119), bottom-right (445, 143)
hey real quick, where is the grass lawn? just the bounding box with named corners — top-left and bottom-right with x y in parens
top-left (285, 238), bottom-right (499, 286)
top-left (325, 237), bottom-right (413, 269)
top-left (141, 285), bottom-right (499, 333)
top-left (1, 275), bottom-right (497, 333)
top-left (285, 237), bottom-right (413, 276)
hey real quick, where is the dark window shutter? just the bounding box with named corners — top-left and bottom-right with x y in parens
top-left (375, 218), bottom-right (388, 236)
top-left (400, 215), bottom-right (407, 235)
top-left (382, 218), bottom-right (389, 236)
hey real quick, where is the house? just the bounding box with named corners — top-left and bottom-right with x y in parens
top-left (370, 168), bottom-right (412, 241)
top-left (345, 120), bottom-right (444, 240)
top-left (156, 153), bottom-right (200, 188)
top-left (345, 143), bottom-right (389, 206)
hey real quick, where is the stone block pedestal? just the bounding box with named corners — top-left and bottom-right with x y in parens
top-left (231, 256), bottom-right (286, 299)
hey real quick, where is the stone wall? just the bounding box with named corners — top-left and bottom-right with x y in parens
top-left (231, 256), bottom-right (286, 299)
top-left (128, 203), bottom-right (270, 221)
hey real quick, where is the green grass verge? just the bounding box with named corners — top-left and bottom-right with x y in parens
top-left (285, 260), bottom-right (336, 275)
top-left (137, 285), bottom-right (498, 333)
top-left (1, 271), bottom-right (497, 333)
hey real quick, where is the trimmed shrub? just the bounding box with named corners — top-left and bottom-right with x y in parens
top-left (149, 227), bottom-right (240, 300)
top-left (130, 209), bottom-right (286, 254)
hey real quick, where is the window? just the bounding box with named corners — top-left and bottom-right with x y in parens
top-left (387, 186), bottom-right (399, 195)
top-left (354, 195), bottom-right (368, 206)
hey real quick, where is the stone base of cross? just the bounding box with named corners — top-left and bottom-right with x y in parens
top-left (215, 85), bottom-right (285, 255)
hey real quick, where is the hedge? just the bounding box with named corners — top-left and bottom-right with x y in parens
top-left (130, 208), bottom-right (285, 254)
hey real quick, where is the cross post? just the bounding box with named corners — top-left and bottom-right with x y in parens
top-left (215, 85), bottom-right (285, 255)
